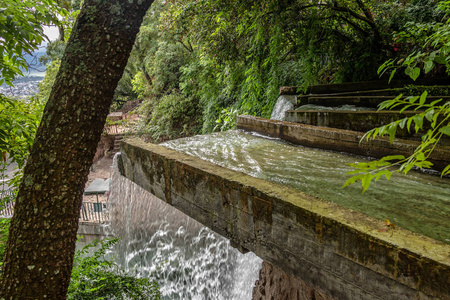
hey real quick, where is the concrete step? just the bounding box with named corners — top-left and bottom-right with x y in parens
top-left (297, 89), bottom-right (401, 100)
top-left (299, 95), bottom-right (449, 108)
top-left (111, 135), bottom-right (125, 154)
top-left (280, 77), bottom-right (450, 95)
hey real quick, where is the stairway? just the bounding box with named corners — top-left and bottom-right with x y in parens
top-left (111, 134), bottom-right (124, 155)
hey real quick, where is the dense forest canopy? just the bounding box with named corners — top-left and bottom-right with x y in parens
top-left (116, 0), bottom-right (447, 140)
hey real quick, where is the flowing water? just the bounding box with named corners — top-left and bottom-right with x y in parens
top-left (270, 95), bottom-right (294, 120)
top-left (162, 130), bottom-right (450, 244)
top-left (107, 155), bottom-right (262, 300)
top-left (106, 128), bottom-right (449, 298)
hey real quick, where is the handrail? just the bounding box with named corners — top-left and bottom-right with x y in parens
top-left (79, 201), bottom-right (110, 223)
top-left (0, 188), bottom-right (15, 217)
top-left (0, 190), bottom-right (110, 223)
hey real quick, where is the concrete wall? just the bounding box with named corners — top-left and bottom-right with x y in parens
top-left (77, 222), bottom-right (107, 244)
top-left (285, 110), bottom-right (428, 139)
top-left (119, 138), bottom-right (450, 300)
top-left (253, 261), bottom-right (334, 300)
top-left (237, 115), bottom-right (450, 172)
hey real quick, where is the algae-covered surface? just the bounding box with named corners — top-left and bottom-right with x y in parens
top-left (162, 130), bottom-right (450, 244)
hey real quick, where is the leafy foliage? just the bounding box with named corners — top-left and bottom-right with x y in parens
top-left (345, 1), bottom-right (450, 192)
top-left (0, 218), bottom-right (10, 270)
top-left (136, 92), bottom-right (202, 142)
top-left (0, 0), bottom-right (66, 85)
top-left (124, 0), bottom-right (443, 138)
top-left (68, 238), bottom-right (161, 300)
top-left (0, 95), bottom-right (44, 189)
top-left (214, 108), bottom-right (239, 132)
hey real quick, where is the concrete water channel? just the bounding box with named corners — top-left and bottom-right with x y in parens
top-left (116, 84), bottom-right (450, 300)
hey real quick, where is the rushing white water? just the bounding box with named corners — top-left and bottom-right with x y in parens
top-left (107, 155), bottom-right (262, 300)
top-left (270, 95), bottom-right (294, 120)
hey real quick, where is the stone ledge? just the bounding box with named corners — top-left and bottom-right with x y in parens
top-left (119, 138), bottom-right (450, 300)
top-left (279, 78), bottom-right (450, 95)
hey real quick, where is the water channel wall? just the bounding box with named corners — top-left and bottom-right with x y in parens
top-left (285, 110), bottom-right (427, 137)
top-left (118, 138), bottom-right (450, 300)
top-left (237, 115), bottom-right (450, 172)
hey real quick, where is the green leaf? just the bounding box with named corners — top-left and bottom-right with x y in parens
top-left (435, 55), bottom-right (447, 64)
top-left (361, 174), bottom-right (373, 193)
top-left (388, 124), bottom-right (397, 143)
top-left (407, 96), bottom-right (419, 103)
top-left (415, 152), bottom-right (426, 161)
top-left (407, 117), bottom-right (414, 132)
top-left (425, 109), bottom-right (435, 122)
top-left (430, 99), bottom-right (443, 106)
top-left (419, 91), bottom-right (428, 105)
top-left (399, 105), bottom-right (413, 113)
top-left (424, 60), bottom-right (434, 73)
top-left (342, 174), bottom-right (365, 188)
top-left (411, 67), bottom-right (420, 81)
top-left (374, 170), bottom-right (392, 182)
top-left (388, 69), bottom-right (397, 83)
top-left (401, 162), bottom-right (414, 174)
top-left (399, 117), bottom-right (408, 128)
top-left (438, 126), bottom-right (450, 136)
top-left (412, 114), bottom-right (423, 132)
top-left (380, 155), bottom-right (405, 161)
top-left (441, 164), bottom-right (450, 176)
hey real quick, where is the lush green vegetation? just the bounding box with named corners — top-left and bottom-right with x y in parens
top-left (109, 0), bottom-right (446, 142)
top-left (68, 238), bottom-right (161, 300)
top-left (345, 0), bottom-right (450, 192)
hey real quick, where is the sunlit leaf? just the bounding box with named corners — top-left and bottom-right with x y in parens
top-left (419, 91), bottom-right (428, 105)
top-left (361, 174), bottom-right (373, 193)
top-left (342, 174), bottom-right (365, 188)
top-left (439, 126), bottom-right (450, 136)
top-left (380, 155), bottom-right (405, 161)
top-left (441, 164), bottom-right (450, 176)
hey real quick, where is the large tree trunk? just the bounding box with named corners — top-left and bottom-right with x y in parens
top-left (0, 0), bottom-right (153, 298)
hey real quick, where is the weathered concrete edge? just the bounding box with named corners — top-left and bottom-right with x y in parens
top-left (237, 115), bottom-right (450, 172)
top-left (279, 78), bottom-right (450, 95)
top-left (119, 137), bottom-right (449, 299)
top-left (77, 222), bottom-right (106, 236)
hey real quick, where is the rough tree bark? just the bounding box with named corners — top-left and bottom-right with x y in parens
top-left (0, 0), bottom-right (153, 298)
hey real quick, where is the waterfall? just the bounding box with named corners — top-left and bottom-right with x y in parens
top-left (270, 95), bottom-right (295, 120)
top-left (106, 154), bottom-right (262, 300)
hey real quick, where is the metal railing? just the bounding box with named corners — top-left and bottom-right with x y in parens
top-left (0, 188), bottom-right (15, 217)
top-left (79, 201), bottom-right (110, 223)
top-left (0, 189), bottom-right (109, 223)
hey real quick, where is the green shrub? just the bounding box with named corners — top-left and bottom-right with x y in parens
top-left (137, 92), bottom-right (202, 142)
top-left (68, 237), bottom-right (161, 300)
